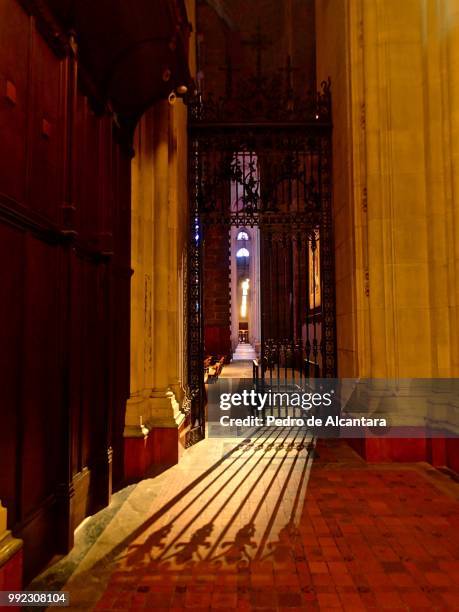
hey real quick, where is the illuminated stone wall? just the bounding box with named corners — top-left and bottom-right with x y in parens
top-left (316, 0), bottom-right (459, 378)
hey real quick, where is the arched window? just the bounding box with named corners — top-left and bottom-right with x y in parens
top-left (236, 247), bottom-right (250, 258)
top-left (237, 231), bottom-right (249, 241)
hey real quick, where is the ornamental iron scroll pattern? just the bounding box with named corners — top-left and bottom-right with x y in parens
top-left (185, 74), bottom-right (335, 448)
top-left (190, 76), bottom-right (331, 125)
top-left (192, 134), bottom-right (326, 229)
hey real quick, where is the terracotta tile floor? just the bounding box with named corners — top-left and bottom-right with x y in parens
top-left (58, 435), bottom-right (459, 611)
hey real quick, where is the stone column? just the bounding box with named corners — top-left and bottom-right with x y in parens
top-left (444, 0), bottom-right (459, 376)
top-left (419, 0), bottom-right (458, 378)
top-left (125, 111), bottom-right (155, 440)
top-left (124, 0), bottom-right (196, 477)
top-left (363, 0), bottom-right (432, 377)
top-left (124, 110), bottom-right (156, 478)
top-left (124, 101), bottom-right (186, 479)
top-left (316, 0), bottom-right (459, 465)
top-left (148, 100), bottom-right (184, 431)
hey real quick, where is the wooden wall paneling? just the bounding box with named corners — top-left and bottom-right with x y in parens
top-left (0, 0), bottom-right (30, 206)
top-left (110, 142), bottom-right (132, 489)
top-left (73, 91), bottom-right (85, 236)
top-left (21, 238), bottom-right (61, 504)
top-left (111, 268), bottom-right (131, 489)
top-left (67, 250), bottom-right (88, 531)
top-left (73, 255), bottom-right (97, 524)
top-left (29, 20), bottom-right (64, 223)
top-left (54, 43), bottom-right (78, 555)
top-left (89, 115), bottom-right (116, 508)
top-left (19, 233), bottom-right (62, 581)
top-left (83, 104), bottom-right (100, 241)
top-left (80, 258), bottom-right (95, 472)
top-left (0, 0), bottom-right (137, 580)
top-left (54, 242), bottom-right (75, 556)
top-left (0, 224), bottom-right (26, 528)
top-left (69, 250), bottom-right (82, 479)
top-left (74, 93), bottom-right (99, 241)
top-left (0, 0), bottom-right (72, 579)
top-left (60, 41), bottom-right (77, 236)
top-left (88, 259), bottom-right (112, 513)
top-left (98, 115), bottom-right (114, 255)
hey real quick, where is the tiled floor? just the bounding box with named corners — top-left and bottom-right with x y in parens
top-left (49, 436), bottom-right (459, 611)
top-left (219, 360), bottom-right (254, 378)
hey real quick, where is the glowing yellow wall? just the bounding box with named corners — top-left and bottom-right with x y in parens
top-left (316, 0), bottom-right (459, 378)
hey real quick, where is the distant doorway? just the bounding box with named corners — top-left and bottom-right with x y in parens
top-left (231, 226), bottom-right (261, 355)
top-left (185, 75), bottom-right (336, 445)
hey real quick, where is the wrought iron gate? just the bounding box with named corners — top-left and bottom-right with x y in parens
top-left (185, 75), bottom-right (336, 446)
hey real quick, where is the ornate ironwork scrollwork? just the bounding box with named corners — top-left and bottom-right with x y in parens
top-left (189, 73), bottom-right (331, 125)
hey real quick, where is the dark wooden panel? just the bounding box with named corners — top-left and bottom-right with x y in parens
top-left (19, 497), bottom-right (59, 583)
top-left (69, 250), bottom-right (83, 477)
top-left (0, 224), bottom-right (25, 525)
top-left (110, 144), bottom-right (131, 489)
top-left (111, 265), bottom-right (130, 488)
top-left (81, 259), bottom-right (104, 470)
top-left (74, 93), bottom-right (100, 240)
top-left (0, 0), bottom-right (30, 205)
top-left (0, 0), bottom-right (134, 581)
top-left (29, 27), bottom-right (65, 222)
top-left (20, 234), bottom-right (61, 517)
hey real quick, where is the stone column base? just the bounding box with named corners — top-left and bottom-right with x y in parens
top-left (346, 433), bottom-right (459, 474)
top-left (124, 390), bottom-right (186, 481)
